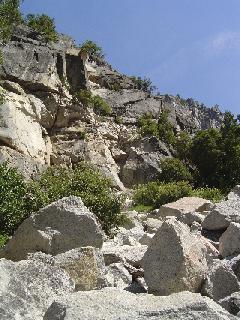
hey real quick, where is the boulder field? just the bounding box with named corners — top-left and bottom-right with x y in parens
top-left (1, 187), bottom-right (240, 319)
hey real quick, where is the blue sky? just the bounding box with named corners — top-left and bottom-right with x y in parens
top-left (21, 0), bottom-right (240, 114)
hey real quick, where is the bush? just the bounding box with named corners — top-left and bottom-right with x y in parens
top-left (28, 163), bottom-right (123, 234)
top-left (131, 76), bottom-right (156, 94)
top-left (79, 40), bottom-right (104, 59)
top-left (158, 110), bottom-right (176, 146)
top-left (74, 89), bottom-right (112, 116)
top-left (0, 0), bottom-right (23, 40)
top-left (25, 14), bottom-right (58, 42)
top-left (159, 158), bottom-right (192, 183)
top-left (133, 181), bottom-right (192, 208)
top-left (0, 163), bottom-right (29, 234)
top-left (138, 112), bottom-right (158, 137)
top-left (191, 187), bottom-right (224, 202)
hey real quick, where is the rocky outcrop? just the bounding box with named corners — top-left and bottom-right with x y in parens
top-left (43, 288), bottom-right (236, 320)
top-left (0, 257), bottom-right (74, 320)
top-left (0, 25), bottom-right (225, 188)
top-left (143, 218), bottom-right (208, 295)
top-left (2, 197), bottom-right (105, 261)
top-left (219, 222), bottom-right (240, 258)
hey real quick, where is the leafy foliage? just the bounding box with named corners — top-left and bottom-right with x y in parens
top-left (74, 89), bottom-right (112, 116)
top-left (191, 187), bottom-right (223, 203)
top-left (79, 40), bottom-right (104, 59)
top-left (131, 76), bottom-right (156, 94)
top-left (0, 162), bottom-right (124, 237)
top-left (0, 0), bottom-right (23, 40)
top-left (133, 181), bottom-right (192, 209)
top-left (137, 112), bottom-right (158, 136)
top-left (157, 110), bottom-right (176, 146)
top-left (159, 158), bottom-right (193, 183)
top-left (0, 163), bottom-right (29, 234)
top-left (25, 14), bottom-right (58, 42)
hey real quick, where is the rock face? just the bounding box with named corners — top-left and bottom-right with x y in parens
top-left (0, 258), bottom-right (74, 320)
top-left (219, 222), bottom-right (240, 258)
top-left (43, 288), bottom-right (236, 320)
top-left (2, 197), bottom-right (105, 261)
top-left (143, 218), bottom-right (208, 295)
top-left (0, 25), bottom-right (224, 188)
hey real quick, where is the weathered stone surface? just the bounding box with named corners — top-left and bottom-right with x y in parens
top-left (43, 288), bottom-right (236, 320)
top-left (219, 223), bottom-right (240, 258)
top-left (219, 292), bottom-right (240, 316)
top-left (0, 146), bottom-right (46, 179)
top-left (106, 263), bottom-right (132, 289)
top-left (158, 197), bottom-right (212, 222)
top-left (2, 197), bottom-right (105, 261)
top-left (202, 260), bottom-right (240, 301)
top-left (202, 193), bottom-right (240, 231)
top-left (143, 218), bottom-right (208, 295)
top-left (144, 218), bottom-right (162, 233)
top-left (0, 258), bottom-right (74, 320)
top-left (0, 90), bottom-right (52, 163)
top-left (102, 242), bottom-right (147, 267)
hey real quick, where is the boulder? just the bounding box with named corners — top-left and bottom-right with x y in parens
top-left (143, 218), bottom-right (208, 295)
top-left (202, 190), bottom-right (240, 231)
top-left (158, 197), bottom-right (212, 226)
top-left (219, 292), bottom-right (240, 315)
top-left (202, 260), bottom-right (240, 301)
top-left (102, 242), bottom-right (147, 267)
top-left (28, 247), bottom-right (107, 292)
top-left (2, 197), bottom-right (105, 261)
top-left (219, 222), bottom-right (240, 258)
top-left (43, 288), bottom-right (236, 320)
top-left (144, 218), bottom-right (162, 234)
top-left (0, 258), bottom-right (74, 320)
top-left (105, 263), bottom-right (132, 289)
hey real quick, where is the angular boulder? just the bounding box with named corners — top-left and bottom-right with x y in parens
top-left (202, 260), bottom-right (240, 301)
top-left (202, 189), bottom-right (240, 231)
top-left (2, 197), bottom-right (105, 261)
top-left (43, 288), bottom-right (236, 320)
top-left (143, 218), bottom-right (208, 295)
top-left (0, 258), bottom-right (74, 320)
top-left (219, 222), bottom-right (240, 258)
top-left (158, 197), bottom-right (212, 226)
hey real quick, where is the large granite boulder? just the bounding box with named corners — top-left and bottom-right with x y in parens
top-left (2, 197), bottom-right (105, 261)
top-left (219, 222), bottom-right (240, 258)
top-left (143, 218), bottom-right (208, 295)
top-left (158, 197), bottom-right (212, 226)
top-left (43, 288), bottom-right (236, 320)
top-left (202, 260), bottom-right (240, 301)
top-left (0, 258), bottom-right (74, 320)
top-left (28, 247), bottom-right (108, 292)
top-left (202, 188), bottom-right (240, 231)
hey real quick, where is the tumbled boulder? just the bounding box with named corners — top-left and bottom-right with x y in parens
top-left (143, 218), bottom-right (208, 295)
top-left (202, 189), bottom-right (240, 231)
top-left (219, 222), bottom-right (240, 258)
top-left (0, 258), bottom-right (74, 320)
top-left (158, 197), bottom-right (212, 226)
top-left (28, 247), bottom-right (107, 292)
top-left (43, 288), bottom-right (236, 320)
top-left (2, 197), bottom-right (105, 261)
top-left (202, 260), bottom-right (240, 301)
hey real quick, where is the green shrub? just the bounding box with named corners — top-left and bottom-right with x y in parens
top-left (191, 187), bottom-right (224, 202)
top-left (0, 233), bottom-right (9, 247)
top-left (138, 112), bottom-right (158, 137)
top-left (133, 181), bottom-right (192, 208)
top-left (92, 95), bottom-right (112, 116)
top-left (74, 89), bottom-right (112, 116)
top-left (158, 110), bottom-right (176, 146)
top-left (25, 14), bottom-right (58, 42)
top-left (115, 116), bottom-right (123, 125)
top-left (130, 76), bottom-right (156, 94)
top-left (159, 158), bottom-right (192, 183)
top-left (0, 0), bottom-right (23, 40)
top-left (0, 163), bottom-right (29, 234)
top-left (79, 40), bottom-right (104, 59)
top-left (28, 163), bottom-right (123, 234)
